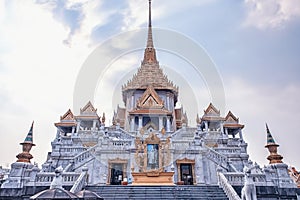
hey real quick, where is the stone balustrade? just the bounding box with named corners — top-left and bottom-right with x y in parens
top-left (227, 138), bottom-right (241, 146)
top-left (35, 172), bottom-right (81, 186)
top-left (205, 146), bottom-right (228, 170)
top-left (73, 145), bottom-right (97, 169)
top-left (215, 148), bottom-right (241, 155)
top-left (218, 172), bottom-right (242, 200)
top-left (224, 173), bottom-right (267, 186)
top-left (58, 147), bottom-right (87, 157)
top-left (70, 168), bottom-right (88, 193)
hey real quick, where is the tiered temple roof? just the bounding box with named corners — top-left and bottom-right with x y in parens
top-left (122, 0), bottom-right (178, 103)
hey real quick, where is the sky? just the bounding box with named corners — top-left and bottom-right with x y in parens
top-left (0, 0), bottom-right (299, 171)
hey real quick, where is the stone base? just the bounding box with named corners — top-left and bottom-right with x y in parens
top-left (131, 171), bottom-right (174, 185)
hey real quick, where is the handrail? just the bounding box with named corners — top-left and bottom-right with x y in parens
top-left (218, 172), bottom-right (241, 200)
top-left (72, 145), bottom-right (97, 170)
top-left (205, 145), bottom-right (229, 170)
top-left (70, 169), bottom-right (88, 193)
top-left (63, 162), bottom-right (73, 172)
top-left (73, 145), bottom-right (97, 160)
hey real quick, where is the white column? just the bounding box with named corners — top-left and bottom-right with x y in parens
top-left (71, 126), bottom-right (75, 134)
top-left (130, 116), bottom-right (135, 132)
top-left (76, 120), bottom-right (81, 132)
top-left (220, 123), bottom-right (224, 134)
top-left (138, 116), bottom-right (143, 130)
top-left (166, 95), bottom-right (170, 111)
top-left (166, 116), bottom-right (171, 132)
top-left (131, 95), bottom-right (134, 110)
top-left (159, 116), bottom-right (163, 131)
top-left (92, 120), bottom-right (97, 131)
top-left (225, 128), bottom-right (228, 137)
top-left (205, 121), bottom-right (208, 132)
top-left (239, 129), bottom-right (243, 140)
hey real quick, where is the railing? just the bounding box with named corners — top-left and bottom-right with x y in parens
top-left (35, 172), bottom-right (81, 186)
top-left (63, 162), bottom-right (73, 172)
top-left (218, 172), bottom-right (241, 200)
top-left (172, 141), bottom-right (192, 149)
top-left (215, 148), bottom-right (241, 155)
top-left (73, 145), bottom-right (97, 170)
top-left (109, 140), bottom-right (132, 149)
top-left (58, 147), bottom-right (87, 157)
top-left (205, 146), bottom-right (228, 170)
top-left (227, 138), bottom-right (241, 146)
top-left (224, 173), bottom-right (267, 186)
top-left (70, 169), bottom-right (88, 193)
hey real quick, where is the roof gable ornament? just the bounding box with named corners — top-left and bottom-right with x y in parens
top-left (60, 109), bottom-right (75, 121)
top-left (80, 101), bottom-right (97, 115)
top-left (223, 111), bottom-right (244, 129)
top-left (225, 111), bottom-right (239, 123)
top-left (204, 103), bottom-right (220, 116)
top-left (137, 85), bottom-right (164, 109)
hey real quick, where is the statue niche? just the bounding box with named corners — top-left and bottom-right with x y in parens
top-left (147, 144), bottom-right (159, 170)
top-left (134, 132), bottom-right (162, 172)
top-left (133, 132), bottom-right (174, 185)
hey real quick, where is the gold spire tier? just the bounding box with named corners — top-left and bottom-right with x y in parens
top-left (122, 0), bottom-right (178, 102)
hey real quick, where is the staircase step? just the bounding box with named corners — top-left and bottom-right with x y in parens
top-left (86, 185), bottom-right (229, 200)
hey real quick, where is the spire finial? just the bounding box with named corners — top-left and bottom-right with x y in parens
top-left (147, 0), bottom-right (153, 47)
top-left (142, 0), bottom-right (157, 64)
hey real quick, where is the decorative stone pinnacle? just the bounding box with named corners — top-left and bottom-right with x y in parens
top-left (16, 121), bottom-right (36, 163)
top-left (264, 123), bottom-right (283, 164)
top-left (102, 112), bottom-right (106, 124)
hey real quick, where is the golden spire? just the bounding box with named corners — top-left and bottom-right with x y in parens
top-left (147, 0), bottom-right (153, 48)
top-left (142, 0), bottom-right (157, 64)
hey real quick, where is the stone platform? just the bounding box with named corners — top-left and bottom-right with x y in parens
top-left (131, 171), bottom-right (174, 185)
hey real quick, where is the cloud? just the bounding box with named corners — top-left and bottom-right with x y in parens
top-left (0, 0), bottom-right (93, 166)
top-left (243, 0), bottom-right (300, 29)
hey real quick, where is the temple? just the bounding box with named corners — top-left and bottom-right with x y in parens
top-left (1, 0), bottom-right (299, 199)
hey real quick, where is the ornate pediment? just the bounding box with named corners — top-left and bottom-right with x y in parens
top-left (225, 111), bottom-right (239, 123)
top-left (60, 109), bottom-right (75, 121)
top-left (223, 111), bottom-right (244, 129)
top-left (204, 103), bottom-right (220, 116)
top-left (80, 101), bottom-right (97, 115)
top-left (137, 85), bottom-right (164, 109)
top-left (55, 109), bottom-right (76, 127)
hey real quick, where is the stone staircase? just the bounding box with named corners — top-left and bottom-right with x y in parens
top-left (87, 185), bottom-right (229, 200)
